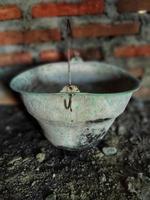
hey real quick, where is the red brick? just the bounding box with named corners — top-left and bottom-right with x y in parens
top-left (127, 67), bottom-right (145, 79)
top-left (0, 96), bottom-right (18, 105)
top-left (114, 45), bottom-right (150, 58)
top-left (78, 48), bottom-right (102, 60)
top-left (0, 29), bottom-right (61, 45)
top-left (0, 52), bottom-right (32, 66)
top-left (72, 22), bottom-right (140, 38)
top-left (0, 31), bottom-right (23, 45)
top-left (0, 4), bottom-right (21, 20)
top-left (32, 0), bottom-right (104, 18)
top-left (24, 29), bottom-right (61, 44)
top-left (40, 48), bottom-right (102, 62)
top-left (117, 0), bottom-right (150, 12)
top-left (40, 50), bottom-right (64, 62)
top-left (134, 86), bottom-right (150, 99)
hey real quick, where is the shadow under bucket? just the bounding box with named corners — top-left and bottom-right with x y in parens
top-left (10, 60), bottom-right (140, 150)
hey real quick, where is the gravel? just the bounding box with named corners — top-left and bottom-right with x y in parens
top-left (0, 98), bottom-right (150, 200)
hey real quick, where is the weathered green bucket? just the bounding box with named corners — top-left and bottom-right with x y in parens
top-left (10, 59), bottom-right (140, 150)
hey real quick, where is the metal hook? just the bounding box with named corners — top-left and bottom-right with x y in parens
top-left (64, 94), bottom-right (72, 112)
top-left (66, 18), bottom-right (72, 39)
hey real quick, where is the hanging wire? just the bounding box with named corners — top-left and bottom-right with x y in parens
top-left (66, 18), bottom-right (72, 86)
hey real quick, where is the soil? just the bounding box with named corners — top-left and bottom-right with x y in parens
top-left (0, 98), bottom-right (150, 200)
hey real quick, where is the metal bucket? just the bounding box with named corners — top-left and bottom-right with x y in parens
top-left (10, 59), bottom-right (140, 150)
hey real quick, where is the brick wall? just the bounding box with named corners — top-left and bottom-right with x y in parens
top-left (0, 0), bottom-right (150, 104)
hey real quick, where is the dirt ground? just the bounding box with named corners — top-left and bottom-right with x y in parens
top-left (0, 98), bottom-right (150, 200)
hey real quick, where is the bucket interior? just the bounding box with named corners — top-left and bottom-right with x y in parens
top-left (11, 62), bottom-right (139, 94)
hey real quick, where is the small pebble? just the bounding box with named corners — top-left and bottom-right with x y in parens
top-left (92, 161), bottom-right (96, 165)
top-left (7, 166), bottom-right (15, 171)
top-left (23, 157), bottom-right (31, 162)
top-left (101, 174), bottom-right (107, 182)
top-left (45, 194), bottom-right (56, 200)
top-left (71, 193), bottom-right (75, 200)
top-left (102, 147), bottom-right (117, 156)
top-left (36, 153), bottom-right (45, 163)
top-left (5, 126), bottom-right (11, 131)
top-left (94, 150), bottom-right (104, 160)
top-left (8, 157), bottom-right (22, 165)
top-left (118, 125), bottom-right (126, 135)
top-left (31, 181), bottom-right (36, 187)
